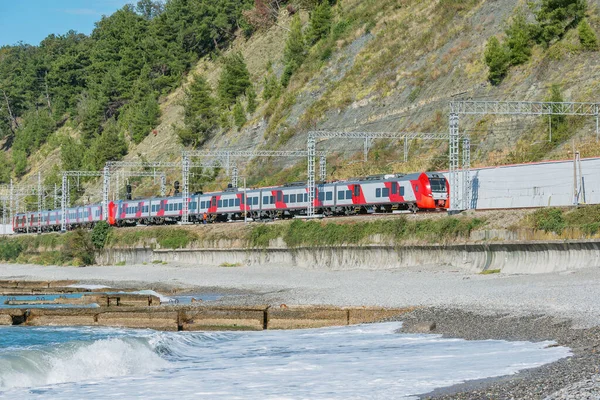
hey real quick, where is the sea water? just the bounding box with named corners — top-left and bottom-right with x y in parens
top-left (0, 322), bottom-right (570, 399)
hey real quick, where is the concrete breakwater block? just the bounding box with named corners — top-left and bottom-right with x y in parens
top-left (346, 307), bottom-right (417, 324)
top-left (268, 306), bottom-right (349, 329)
top-left (97, 309), bottom-right (179, 331)
top-left (0, 309), bottom-right (21, 325)
top-left (26, 309), bottom-right (99, 327)
top-left (80, 294), bottom-right (161, 307)
top-left (181, 305), bottom-right (268, 331)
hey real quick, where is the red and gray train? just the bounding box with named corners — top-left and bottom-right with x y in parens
top-left (12, 172), bottom-right (449, 233)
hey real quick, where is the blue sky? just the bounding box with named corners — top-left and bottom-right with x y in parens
top-left (0, 0), bottom-right (132, 46)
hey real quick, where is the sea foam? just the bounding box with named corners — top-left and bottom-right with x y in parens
top-left (0, 323), bottom-right (571, 399)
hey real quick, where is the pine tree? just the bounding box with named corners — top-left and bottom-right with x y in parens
top-left (535, 0), bottom-right (587, 45)
top-left (578, 19), bottom-right (599, 50)
top-left (246, 85), bottom-right (257, 114)
top-left (505, 12), bottom-right (533, 66)
top-left (306, 1), bottom-right (333, 46)
top-left (281, 15), bottom-right (306, 87)
top-left (233, 99), bottom-right (247, 129)
top-left (178, 74), bottom-right (217, 147)
top-left (218, 52), bottom-right (251, 107)
top-left (484, 37), bottom-right (510, 85)
top-left (547, 84), bottom-right (565, 126)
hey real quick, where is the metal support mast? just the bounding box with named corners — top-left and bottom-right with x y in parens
top-left (307, 135), bottom-right (316, 217)
top-left (462, 136), bottom-right (471, 211)
top-left (231, 165), bottom-right (239, 188)
top-left (37, 172), bottom-right (42, 234)
top-left (181, 155), bottom-right (190, 224)
top-left (319, 155), bottom-right (327, 181)
top-left (448, 113), bottom-right (460, 212)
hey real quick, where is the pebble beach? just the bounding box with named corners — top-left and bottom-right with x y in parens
top-left (2, 261), bottom-right (600, 399)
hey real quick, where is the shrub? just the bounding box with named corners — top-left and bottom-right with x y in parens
top-left (63, 229), bottom-right (96, 266)
top-left (534, 0), bottom-right (586, 45)
top-left (306, 0), bottom-right (333, 46)
top-left (505, 11), bottom-right (533, 65)
top-left (0, 239), bottom-right (23, 261)
top-left (91, 221), bottom-right (111, 249)
top-left (484, 37), bottom-right (510, 85)
top-left (218, 52), bottom-right (251, 107)
top-left (578, 19), bottom-right (599, 50)
top-left (177, 74), bottom-right (217, 147)
top-left (530, 208), bottom-right (565, 233)
top-left (233, 99), bottom-right (247, 129)
top-left (281, 15), bottom-right (306, 87)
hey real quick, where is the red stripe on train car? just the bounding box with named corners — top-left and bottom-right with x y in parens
top-left (384, 181), bottom-right (405, 203)
top-left (348, 184), bottom-right (366, 205)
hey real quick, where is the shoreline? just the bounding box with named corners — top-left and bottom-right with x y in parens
top-left (2, 263), bottom-right (600, 398)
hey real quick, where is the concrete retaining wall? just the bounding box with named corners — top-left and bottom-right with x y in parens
top-left (99, 240), bottom-right (600, 274)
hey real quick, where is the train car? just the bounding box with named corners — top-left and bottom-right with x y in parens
top-left (12, 171), bottom-right (449, 232)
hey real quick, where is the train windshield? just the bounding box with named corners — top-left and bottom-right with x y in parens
top-left (429, 178), bottom-right (447, 193)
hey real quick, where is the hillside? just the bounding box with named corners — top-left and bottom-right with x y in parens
top-left (2, 0), bottom-right (600, 206)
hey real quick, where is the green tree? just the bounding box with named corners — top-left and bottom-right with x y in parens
top-left (82, 118), bottom-right (128, 170)
top-left (578, 19), bottom-right (599, 50)
top-left (91, 221), bottom-right (111, 249)
top-left (281, 15), bottom-right (307, 87)
top-left (12, 149), bottom-right (28, 177)
top-left (262, 72), bottom-right (280, 100)
top-left (484, 37), bottom-right (510, 85)
top-left (246, 85), bottom-right (257, 114)
top-left (306, 1), bottom-right (333, 45)
top-left (177, 74), bottom-right (217, 147)
top-left (218, 52), bottom-right (251, 107)
top-left (505, 11), bottom-right (533, 65)
top-left (0, 152), bottom-right (10, 184)
top-left (535, 0), bottom-right (587, 45)
top-left (233, 99), bottom-right (247, 129)
top-left (547, 84), bottom-right (565, 126)
top-left (60, 136), bottom-right (84, 171)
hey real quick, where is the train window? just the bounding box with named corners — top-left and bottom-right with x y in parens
top-left (179, 203), bottom-right (183, 210)
top-left (326, 192), bottom-right (333, 201)
top-left (290, 194), bottom-right (296, 203)
top-left (346, 190), bottom-right (352, 199)
top-left (235, 199), bottom-right (240, 207)
top-left (277, 192), bottom-right (282, 202)
top-left (263, 196), bottom-right (269, 205)
top-left (304, 193), bottom-right (308, 202)
top-left (253, 197), bottom-right (259, 205)
top-left (200, 201), bottom-right (205, 209)
top-left (212, 197), bottom-right (217, 207)
top-left (391, 184), bottom-right (397, 195)
top-left (400, 186), bottom-right (405, 196)
top-left (338, 191), bottom-right (344, 200)
top-left (376, 188), bottom-right (381, 198)
top-left (229, 199), bottom-right (234, 207)
top-left (283, 195), bottom-right (289, 203)
top-left (270, 196), bottom-right (274, 204)
top-left (218, 200), bottom-right (223, 208)
top-left (318, 192), bottom-right (324, 201)
top-left (415, 185), bottom-right (419, 192)
top-left (382, 188), bottom-right (389, 197)
top-left (354, 186), bottom-right (360, 197)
